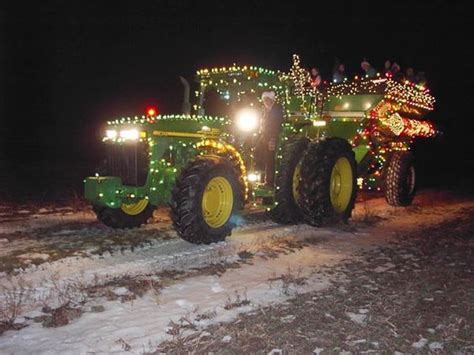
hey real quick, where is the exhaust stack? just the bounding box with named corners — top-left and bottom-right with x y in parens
top-left (179, 76), bottom-right (191, 115)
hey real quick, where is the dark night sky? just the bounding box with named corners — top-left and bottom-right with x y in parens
top-left (1, 0), bottom-right (473, 198)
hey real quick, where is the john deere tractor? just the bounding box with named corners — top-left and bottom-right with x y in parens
top-left (84, 55), bottom-right (436, 243)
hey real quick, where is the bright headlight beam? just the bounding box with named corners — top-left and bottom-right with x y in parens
top-left (105, 130), bottom-right (117, 139)
top-left (119, 129), bottom-right (139, 140)
top-left (236, 108), bottom-right (259, 132)
top-left (247, 172), bottom-right (261, 183)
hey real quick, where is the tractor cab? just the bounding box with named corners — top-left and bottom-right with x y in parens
top-left (192, 66), bottom-right (287, 192)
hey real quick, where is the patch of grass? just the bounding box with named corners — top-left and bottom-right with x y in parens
top-left (41, 305), bottom-right (83, 328)
top-left (224, 289), bottom-right (250, 310)
top-left (355, 202), bottom-right (386, 227)
top-left (0, 255), bottom-right (30, 274)
top-left (0, 225), bottom-right (177, 274)
top-left (190, 262), bottom-right (241, 278)
top-left (195, 310), bottom-right (217, 322)
top-left (244, 236), bottom-right (307, 260)
top-left (269, 267), bottom-right (307, 296)
top-left (115, 338), bottom-right (132, 352)
top-left (0, 277), bottom-right (33, 334)
top-left (86, 275), bottom-right (162, 303)
top-left (237, 250), bottom-right (254, 261)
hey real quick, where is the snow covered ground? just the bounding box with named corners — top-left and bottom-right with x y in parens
top-left (0, 190), bottom-right (472, 353)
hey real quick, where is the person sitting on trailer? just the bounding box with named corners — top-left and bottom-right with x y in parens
top-left (332, 62), bottom-right (346, 83)
top-left (310, 67), bottom-right (322, 88)
top-left (361, 59), bottom-right (377, 78)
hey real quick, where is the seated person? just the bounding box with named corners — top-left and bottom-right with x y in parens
top-left (310, 67), bottom-right (322, 88)
top-left (332, 63), bottom-right (346, 83)
top-left (361, 60), bottom-right (377, 78)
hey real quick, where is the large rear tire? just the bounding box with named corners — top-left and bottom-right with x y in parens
top-left (93, 199), bottom-right (154, 229)
top-left (170, 155), bottom-right (243, 244)
top-left (297, 138), bottom-right (357, 226)
top-left (271, 137), bottom-right (309, 224)
top-left (384, 152), bottom-right (416, 206)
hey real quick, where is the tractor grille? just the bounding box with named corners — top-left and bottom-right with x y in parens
top-left (105, 142), bottom-right (149, 186)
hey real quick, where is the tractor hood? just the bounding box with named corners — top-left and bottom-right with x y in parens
top-left (103, 114), bottom-right (229, 142)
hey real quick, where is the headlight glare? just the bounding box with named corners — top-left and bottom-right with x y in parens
top-left (105, 130), bottom-right (117, 139)
top-left (247, 171), bottom-right (261, 183)
top-left (119, 129), bottom-right (139, 140)
top-left (236, 108), bottom-right (259, 132)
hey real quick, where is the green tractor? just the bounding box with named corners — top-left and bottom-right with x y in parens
top-left (84, 55), bottom-right (436, 243)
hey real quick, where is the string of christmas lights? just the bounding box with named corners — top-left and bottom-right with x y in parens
top-left (323, 77), bottom-right (435, 111)
top-left (107, 114), bottom-right (228, 126)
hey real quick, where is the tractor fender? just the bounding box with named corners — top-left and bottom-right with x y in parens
top-left (196, 140), bottom-right (248, 201)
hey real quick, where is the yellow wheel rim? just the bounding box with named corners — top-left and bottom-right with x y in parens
top-left (292, 160), bottom-right (302, 203)
top-left (202, 176), bottom-right (234, 228)
top-left (121, 199), bottom-right (148, 216)
top-left (330, 157), bottom-right (353, 213)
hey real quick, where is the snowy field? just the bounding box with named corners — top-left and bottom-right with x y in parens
top-left (0, 190), bottom-right (473, 353)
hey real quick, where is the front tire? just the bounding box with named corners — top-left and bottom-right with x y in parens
top-left (297, 138), bottom-right (357, 226)
top-left (170, 155), bottom-right (243, 244)
top-left (93, 199), bottom-right (154, 229)
top-left (384, 152), bottom-right (416, 206)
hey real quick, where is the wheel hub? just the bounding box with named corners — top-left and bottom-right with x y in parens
top-left (330, 157), bottom-right (353, 213)
top-left (120, 199), bottom-right (148, 216)
top-left (292, 160), bottom-right (302, 202)
top-left (331, 172), bottom-right (342, 195)
top-left (202, 176), bottom-right (233, 228)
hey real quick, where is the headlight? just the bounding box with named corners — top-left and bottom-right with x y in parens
top-left (119, 129), bottom-right (139, 140)
top-left (105, 130), bottom-right (117, 139)
top-left (247, 171), bottom-right (261, 183)
top-left (236, 108), bottom-right (259, 132)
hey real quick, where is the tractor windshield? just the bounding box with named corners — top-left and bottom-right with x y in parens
top-left (201, 87), bottom-right (232, 117)
top-left (199, 86), bottom-right (261, 119)
top-left (195, 65), bottom-right (282, 119)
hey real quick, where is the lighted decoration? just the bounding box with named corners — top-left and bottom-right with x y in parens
top-left (196, 139), bottom-right (249, 199)
top-left (404, 118), bottom-right (435, 137)
top-left (197, 65), bottom-right (276, 78)
top-left (348, 94), bottom-right (436, 191)
top-left (385, 80), bottom-right (434, 110)
top-left (323, 77), bottom-right (435, 111)
top-left (103, 114), bottom-right (230, 143)
top-left (383, 113), bottom-right (405, 136)
top-left (107, 114), bottom-right (228, 126)
top-left (288, 54), bottom-right (311, 98)
top-left (382, 113), bottom-right (435, 138)
top-left (195, 64), bottom-right (286, 114)
top-left (96, 56), bottom-right (438, 204)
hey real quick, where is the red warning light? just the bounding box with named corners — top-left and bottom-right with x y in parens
top-left (147, 107), bottom-right (157, 116)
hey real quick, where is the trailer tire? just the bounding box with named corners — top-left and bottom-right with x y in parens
top-left (297, 137), bottom-right (357, 226)
top-left (171, 155), bottom-right (242, 244)
top-left (271, 137), bottom-right (309, 224)
top-left (384, 152), bottom-right (416, 206)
